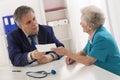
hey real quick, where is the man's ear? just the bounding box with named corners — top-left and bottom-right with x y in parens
top-left (19, 24), bottom-right (22, 29)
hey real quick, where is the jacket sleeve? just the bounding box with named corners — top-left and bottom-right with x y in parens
top-left (7, 33), bottom-right (29, 66)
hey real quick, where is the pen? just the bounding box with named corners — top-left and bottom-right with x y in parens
top-left (12, 70), bottom-right (21, 72)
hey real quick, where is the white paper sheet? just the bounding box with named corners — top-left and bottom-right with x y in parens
top-left (35, 43), bottom-right (56, 52)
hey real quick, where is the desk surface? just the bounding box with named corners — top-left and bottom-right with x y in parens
top-left (0, 57), bottom-right (120, 80)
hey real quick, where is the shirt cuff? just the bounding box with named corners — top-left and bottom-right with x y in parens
top-left (27, 52), bottom-right (33, 62)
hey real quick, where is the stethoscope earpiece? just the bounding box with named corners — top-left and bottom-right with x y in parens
top-left (26, 69), bottom-right (56, 78)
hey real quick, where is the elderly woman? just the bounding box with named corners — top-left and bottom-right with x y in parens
top-left (52, 5), bottom-right (120, 76)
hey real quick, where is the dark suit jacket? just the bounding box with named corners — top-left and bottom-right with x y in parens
top-left (7, 24), bottom-right (64, 66)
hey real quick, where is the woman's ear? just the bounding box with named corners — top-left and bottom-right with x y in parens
top-left (89, 23), bottom-right (94, 30)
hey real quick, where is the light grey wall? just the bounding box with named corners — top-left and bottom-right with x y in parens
top-left (107, 0), bottom-right (120, 48)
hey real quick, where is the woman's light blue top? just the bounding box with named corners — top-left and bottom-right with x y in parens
top-left (84, 26), bottom-right (120, 76)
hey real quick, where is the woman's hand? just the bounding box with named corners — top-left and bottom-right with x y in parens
top-left (66, 57), bottom-right (75, 65)
top-left (51, 47), bottom-right (70, 56)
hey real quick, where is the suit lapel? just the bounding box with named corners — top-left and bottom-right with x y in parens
top-left (19, 28), bottom-right (31, 51)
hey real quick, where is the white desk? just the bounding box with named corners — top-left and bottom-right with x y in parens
top-left (0, 57), bottom-right (120, 80)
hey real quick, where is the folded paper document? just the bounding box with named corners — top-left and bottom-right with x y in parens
top-left (35, 43), bottom-right (56, 52)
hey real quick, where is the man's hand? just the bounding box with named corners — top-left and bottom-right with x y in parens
top-left (37, 54), bottom-right (53, 64)
top-left (30, 50), bottom-right (46, 60)
top-left (30, 50), bottom-right (54, 64)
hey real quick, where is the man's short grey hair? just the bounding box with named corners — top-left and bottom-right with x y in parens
top-left (81, 5), bottom-right (105, 29)
top-left (14, 5), bottom-right (34, 26)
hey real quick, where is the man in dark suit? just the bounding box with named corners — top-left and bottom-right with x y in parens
top-left (7, 5), bottom-right (64, 66)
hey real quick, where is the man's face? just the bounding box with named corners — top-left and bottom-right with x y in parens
top-left (19, 11), bottom-right (39, 35)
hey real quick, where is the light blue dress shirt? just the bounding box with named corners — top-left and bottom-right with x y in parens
top-left (84, 26), bottom-right (120, 76)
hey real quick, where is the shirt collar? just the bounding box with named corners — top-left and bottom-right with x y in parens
top-left (22, 30), bottom-right (38, 37)
top-left (22, 30), bottom-right (29, 37)
top-left (89, 30), bottom-right (96, 44)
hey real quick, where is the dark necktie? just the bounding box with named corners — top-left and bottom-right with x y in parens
top-left (28, 35), bottom-right (37, 50)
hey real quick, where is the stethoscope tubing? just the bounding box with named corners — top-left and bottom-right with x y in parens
top-left (26, 70), bottom-right (50, 78)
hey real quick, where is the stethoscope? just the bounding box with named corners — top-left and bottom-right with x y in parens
top-left (26, 69), bottom-right (56, 78)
